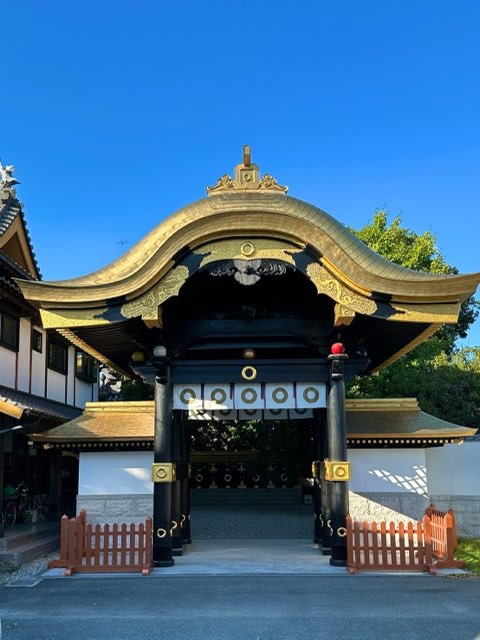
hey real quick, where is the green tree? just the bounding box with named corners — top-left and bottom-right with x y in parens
top-left (348, 210), bottom-right (480, 428)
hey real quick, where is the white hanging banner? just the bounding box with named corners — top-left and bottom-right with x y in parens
top-left (234, 384), bottom-right (264, 409)
top-left (289, 408), bottom-right (314, 419)
top-left (265, 383), bottom-right (295, 409)
top-left (295, 383), bottom-right (326, 408)
top-left (173, 384), bottom-right (202, 410)
top-left (175, 382), bottom-right (327, 412)
top-left (238, 409), bottom-right (263, 420)
top-left (203, 384), bottom-right (233, 410)
top-left (264, 408), bottom-right (289, 420)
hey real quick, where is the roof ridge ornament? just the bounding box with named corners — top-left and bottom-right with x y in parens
top-left (0, 159), bottom-right (20, 192)
top-left (207, 145), bottom-right (288, 196)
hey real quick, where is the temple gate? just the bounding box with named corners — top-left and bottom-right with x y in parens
top-left (17, 148), bottom-right (479, 567)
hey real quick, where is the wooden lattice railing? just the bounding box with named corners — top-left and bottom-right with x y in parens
top-left (48, 510), bottom-right (152, 576)
top-left (346, 505), bottom-right (465, 575)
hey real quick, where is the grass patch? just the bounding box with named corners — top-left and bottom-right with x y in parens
top-left (455, 539), bottom-right (480, 574)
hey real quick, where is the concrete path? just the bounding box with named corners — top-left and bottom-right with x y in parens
top-left (40, 538), bottom-right (465, 579)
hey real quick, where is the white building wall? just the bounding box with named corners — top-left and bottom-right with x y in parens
top-left (79, 451), bottom-right (153, 495)
top-left (426, 442), bottom-right (480, 537)
top-left (0, 346), bottom-right (16, 387)
top-left (46, 369), bottom-right (66, 403)
top-left (75, 378), bottom-right (96, 408)
top-left (30, 327), bottom-right (47, 396)
top-left (66, 347), bottom-right (75, 406)
top-left (16, 318), bottom-right (31, 392)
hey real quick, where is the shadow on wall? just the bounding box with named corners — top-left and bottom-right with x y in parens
top-left (368, 465), bottom-right (428, 496)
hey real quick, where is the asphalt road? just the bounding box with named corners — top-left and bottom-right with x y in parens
top-left (1, 575), bottom-right (480, 640)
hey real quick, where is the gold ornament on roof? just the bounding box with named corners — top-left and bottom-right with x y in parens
top-left (207, 145), bottom-right (288, 195)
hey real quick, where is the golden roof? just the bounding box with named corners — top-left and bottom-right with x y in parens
top-left (31, 399), bottom-right (476, 445)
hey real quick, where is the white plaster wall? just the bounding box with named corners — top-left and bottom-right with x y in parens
top-left (30, 348), bottom-right (46, 396)
top-left (16, 318), bottom-right (31, 392)
top-left (75, 378), bottom-right (95, 408)
top-left (46, 369), bottom-right (66, 403)
top-left (79, 451), bottom-right (154, 495)
top-left (66, 347), bottom-right (75, 406)
top-left (426, 443), bottom-right (480, 496)
top-left (349, 449), bottom-right (427, 495)
top-left (0, 346), bottom-right (16, 387)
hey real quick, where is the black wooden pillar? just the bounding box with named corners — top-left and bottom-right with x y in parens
top-left (171, 411), bottom-right (185, 556)
top-left (311, 409), bottom-right (322, 545)
top-left (152, 368), bottom-right (175, 567)
top-left (326, 353), bottom-right (349, 567)
top-left (180, 412), bottom-right (192, 544)
top-left (312, 409), bottom-right (332, 553)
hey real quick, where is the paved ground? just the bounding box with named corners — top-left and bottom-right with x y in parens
top-left (1, 539), bottom-right (479, 640)
top-left (1, 574), bottom-right (480, 640)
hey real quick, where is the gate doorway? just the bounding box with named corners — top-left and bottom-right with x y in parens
top-left (187, 417), bottom-right (315, 539)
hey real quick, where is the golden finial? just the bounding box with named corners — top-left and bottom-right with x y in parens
top-left (207, 146), bottom-right (288, 196)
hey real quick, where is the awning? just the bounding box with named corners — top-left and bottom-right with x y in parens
top-left (0, 386), bottom-right (82, 424)
top-left (30, 398), bottom-right (477, 448)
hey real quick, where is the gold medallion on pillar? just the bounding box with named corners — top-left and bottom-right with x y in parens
top-left (152, 463), bottom-right (176, 483)
top-left (321, 460), bottom-right (350, 482)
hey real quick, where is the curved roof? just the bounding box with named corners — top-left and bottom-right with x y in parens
top-left (17, 191), bottom-right (479, 307)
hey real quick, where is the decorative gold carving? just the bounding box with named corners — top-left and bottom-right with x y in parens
top-left (307, 263), bottom-right (377, 316)
top-left (197, 238), bottom-right (302, 269)
top-left (121, 266), bottom-right (189, 320)
top-left (259, 174), bottom-right (287, 192)
top-left (207, 146), bottom-right (287, 195)
top-left (156, 528), bottom-right (167, 538)
top-left (321, 460), bottom-right (350, 482)
top-left (334, 303), bottom-right (356, 327)
top-left (40, 308), bottom-right (112, 329)
top-left (337, 527), bottom-right (347, 538)
top-left (241, 366), bottom-right (257, 381)
top-left (152, 463), bottom-right (176, 483)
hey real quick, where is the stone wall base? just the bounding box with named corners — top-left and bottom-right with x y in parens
top-left (429, 495), bottom-right (480, 539)
top-left (77, 491), bottom-right (479, 538)
top-left (76, 494), bottom-right (152, 525)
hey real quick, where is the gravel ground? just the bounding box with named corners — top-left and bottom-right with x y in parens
top-left (0, 550), bottom-right (59, 585)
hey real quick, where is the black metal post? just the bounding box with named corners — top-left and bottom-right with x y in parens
top-left (171, 410), bottom-right (185, 556)
top-left (152, 368), bottom-right (174, 567)
top-left (326, 354), bottom-right (349, 567)
top-left (180, 411), bottom-right (192, 544)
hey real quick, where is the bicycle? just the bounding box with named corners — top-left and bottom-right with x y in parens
top-left (2, 481), bottom-right (32, 529)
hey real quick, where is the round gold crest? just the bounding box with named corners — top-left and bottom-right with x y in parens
top-left (240, 242), bottom-right (256, 257)
top-left (241, 366), bottom-right (257, 381)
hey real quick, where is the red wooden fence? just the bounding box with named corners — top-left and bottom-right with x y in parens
top-left (346, 505), bottom-right (465, 575)
top-left (48, 510), bottom-right (152, 576)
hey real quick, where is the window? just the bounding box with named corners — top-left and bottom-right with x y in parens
top-left (48, 339), bottom-right (68, 374)
top-left (32, 328), bottom-right (43, 353)
top-left (75, 350), bottom-right (98, 382)
top-left (0, 311), bottom-right (19, 350)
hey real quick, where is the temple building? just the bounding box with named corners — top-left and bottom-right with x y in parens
top-left (0, 162), bottom-right (98, 533)
top-left (17, 148), bottom-right (480, 566)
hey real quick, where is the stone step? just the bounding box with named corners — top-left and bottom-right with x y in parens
top-left (0, 534), bottom-right (60, 569)
top-left (0, 522), bottom-right (59, 551)
top-left (191, 488), bottom-right (307, 508)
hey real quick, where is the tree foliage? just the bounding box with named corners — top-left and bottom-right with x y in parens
top-left (349, 210), bottom-right (480, 428)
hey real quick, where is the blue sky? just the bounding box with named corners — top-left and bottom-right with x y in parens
top-left (2, 1), bottom-right (479, 345)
